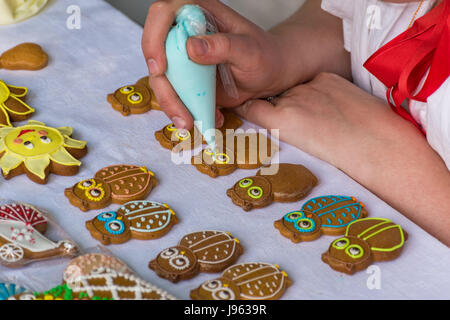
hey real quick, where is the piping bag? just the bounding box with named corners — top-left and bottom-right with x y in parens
top-left (165, 4), bottom-right (237, 152)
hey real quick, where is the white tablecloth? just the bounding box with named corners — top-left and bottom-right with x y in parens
top-left (0, 0), bottom-right (449, 300)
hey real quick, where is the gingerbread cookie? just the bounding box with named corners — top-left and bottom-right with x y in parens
top-left (63, 253), bottom-right (134, 285)
top-left (192, 132), bottom-right (279, 178)
top-left (0, 120), bottom-right (87, 184)
top-left (227, 163), bottom-right (317, 211)
top-left (0, 80), bottom-right (35, 127)
top-left (0, 43), bottom-right (48, 71)
top-left (274, 196), bottom-right (369, 242)
top-left (149, 230), bottom-right (243, 283)
top-left (86, 200), bottom-right (178, 245)
top-left (0, 282), bottom-right (27, 300)
top-left (321, 218), bottom-right (408, 275)
top-left (155, 110), bottom-right (243, 152)
top-left (65, 164), bottom-right (157, 212)
top-left (107, 76), bottom-right (160, 116)
top-left (190, 262), bottom-right (291, 300)
top-left (0, 203), bottom-right (79, 267)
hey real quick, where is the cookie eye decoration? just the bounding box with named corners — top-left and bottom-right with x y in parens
top-left (160, 247), bottom-right (179, 259)
top-left (86, 187), bottom-right (105, 201)
top-left (214, 288), bottom-right (234, 300)
top-left (97, 211), bottom-right (117, 222)
top-left (248, 186), bottom-right (263, 199)
top-left (214, 153), bottom-right (230, 165)
top-left (239, 178), bottom-right (253, 188)
top-left (345, 245), bottom-right (364, 259)
top-left (23, 141), bottom-right (34, 149)
top-left (40, 136), bottom-right (51, 144)
top-left (284, 211), bottom-right (303, 222)
top-left (120, 86), bottom-right (134, 94)
top-left (105, 220), bottom-right (125, 235)
top-left (169, 255), bottom-right (190, 270)
top-left (294, 218), bottom-right (315, 233)
top-left (204, 147), bottom-right (214, 156)
top-left (203, 280), bottom-right (222, 290)
top-left (166, 124), bottom-right (177, 132)
top-left (332, 238), bottom-right (349, 250)
top-left (127, 92), bottom-right (143, 104)
top-left (78, 179), bottom-right (95, 190)
top-left (175, 129), bottom-right (190, 141)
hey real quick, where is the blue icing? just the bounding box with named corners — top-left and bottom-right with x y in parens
top-left (166, 4), bottom-right (216, 149)
top-left (0, 283), bottom-right (26, 300)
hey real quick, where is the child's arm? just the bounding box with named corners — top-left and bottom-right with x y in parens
top-left (141, 0), bottom-right (349, 129)
top-left (236, 72), bottom-right (450, 246)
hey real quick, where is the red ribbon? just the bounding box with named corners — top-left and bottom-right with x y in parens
top-left (364, 1), bottom-right (450, 134)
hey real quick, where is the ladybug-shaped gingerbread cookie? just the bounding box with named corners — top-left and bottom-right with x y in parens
top-left (149, 230), bottom-right (243, 283)
top-left (107, 76), bottom-right (160, 116)
top-left (322, 218), bottom-right (408, 275)
top-left (65, 164), bottom-right (157, 212)
top-left (227, 163), bottom-right (318, 211)
top-left (85, 200), bottom-right (178, 245)
top-left (190, 262), bottom-right (291, 300)
top-left (274, 195), bottom-right (368, 242)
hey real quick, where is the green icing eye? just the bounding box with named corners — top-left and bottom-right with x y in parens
top-left (248, 186), bottom-right (263, 199)
top-left (332, 238), bottom-right (349, 250)
top-left (345, 245), bottom-right (364, 259)
top-left (239, 178), bottom-right (253, 188)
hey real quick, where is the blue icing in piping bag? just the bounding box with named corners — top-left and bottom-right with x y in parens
top-left (165, 5), bottom-right (217, 150)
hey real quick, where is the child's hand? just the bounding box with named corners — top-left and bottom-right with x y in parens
top-left (142, 0), bottom-right (285, 130)
top-left (236, 72), bottom-right (450, 245)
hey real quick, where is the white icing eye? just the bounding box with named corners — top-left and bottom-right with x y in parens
top-left (82, 180), bottom-right (93, 188)
top-left (215, 289), bottom-right (233, 300)
top-left (130, 93), bottom-right (140, 101)
top-left (89, 188), bottom-right (102, 198)
top-left (169, 255), bottom-right (190, 270)
top-left (348, 247), bottom-right (361, 256)
top-left (40, 136), bottom-right (51, 144)
top-left (299, 220), bottom-right (311, 228)
top-left (160, 247), bottom-right (179, 259)
top-left (120, 86), bottom-right (134, 94)
top-left (203, 280), bottom-right (222, 290)
top-left (335, 240), bottom-right (347, 247)
top-left (23, 141), bottom-right (34, 149)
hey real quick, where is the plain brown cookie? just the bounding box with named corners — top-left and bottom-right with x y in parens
top-left (0, 43), bottom-right (48, 71)
top-left (149, 230), bottom-right (243, 283)
top-left (65, 164), bottom-right (158, 212)
top-left (226, 163), bottom-right (318, 211)
top-left (107, 76), bottom-right (160, 116)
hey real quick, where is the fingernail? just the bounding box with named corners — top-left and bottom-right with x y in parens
top-left (190, 37), bottom-right (209, 56)
top-left (148, 58), bottom-right (159, 76)
top-left (172, 116), bottom-right (186, 129)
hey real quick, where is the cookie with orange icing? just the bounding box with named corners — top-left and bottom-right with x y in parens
top-left (65, 164), bottom-right (157, 212)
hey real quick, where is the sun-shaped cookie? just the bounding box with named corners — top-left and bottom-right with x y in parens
top-left (0, 80), bottom-right (34, 127)
top-left (0, 120), bottom-right (87, 184)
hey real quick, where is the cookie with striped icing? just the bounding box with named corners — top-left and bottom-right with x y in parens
top-left (85, 200), bottom-right (178, 245)
top-left (149, 230), bottom-right (243, 283)
top-left (65, 164), bottom-right (157, 212)
top-left (274, 195), bottom-right (368, 242)
top-left (190, 262), bottom-right (291, 300)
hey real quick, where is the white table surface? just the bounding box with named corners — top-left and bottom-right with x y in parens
top-left (0, 0), bottom-right (449, 300)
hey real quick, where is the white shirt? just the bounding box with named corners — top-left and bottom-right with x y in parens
top-left (322, 0), bottom-right (450, 169)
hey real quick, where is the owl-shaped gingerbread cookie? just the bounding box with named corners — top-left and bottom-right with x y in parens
top-left (192, 132), bottom-right (279, 178)
top-left (321, 218), bottom-right (408, 275)
top-left (107, 76), bottom-right (160, 116)
top-left (149, 230), bottom-right (243, 283)
top-left (274, 195), bottom-right (368, 242)
top-left (155, 110), bottom-right (243, 152)
top-left (190, 262), bottom-right (291, 300)
top-left (85, 200), bottom-right (178, 245)
top-left (65, 165), bottom-right (157, 212)
top-left (227, 163), bottom-right (318, 211)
